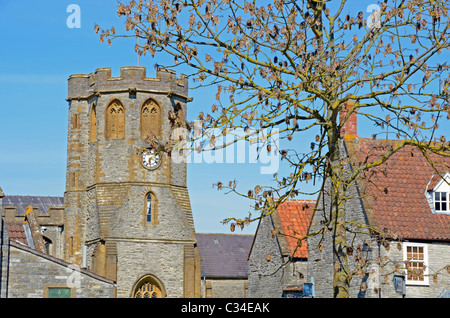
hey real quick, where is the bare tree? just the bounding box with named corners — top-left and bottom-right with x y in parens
top-left (97, 0), bottom-right (450, 297)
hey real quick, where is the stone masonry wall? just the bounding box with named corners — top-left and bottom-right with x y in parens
top-left (116, 241), bottom-right (185, 298)
top-left (377, 241), bottom-right (450, 298)
top-left (248, 213), bottom-right (309, 298)
top-left (248, 215), bottom-right (286, 298)
top-left (308, 177), bottom-right (379, 298)
top-left (0, 219), bottom-right (9, 298)
top-left (6, 242), bottom-right (115, 298)
top-left (203, 279), bottom-right (248, 298)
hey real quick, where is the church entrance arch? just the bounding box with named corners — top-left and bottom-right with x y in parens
top-left (131, 275), bottom-right (166, 298)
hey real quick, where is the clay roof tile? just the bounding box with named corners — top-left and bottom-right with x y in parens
top-left (275, 200), bottom-right (316, 258)
top-left (346, 137), bottom-right (450, 241)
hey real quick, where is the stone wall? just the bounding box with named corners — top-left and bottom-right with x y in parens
top-left (6, 241), bottom-right (115, 298)
top-left (0, 220), bottom-right (9, 298)
top-left (202, 279), bottom-right (248, 298)
top-left (307, 177), bottom-right (380, 298)
top-left (376, 241), bottom-right (450, 298)
top-left (248, 215), bottom-right (284, 297)
top-left (248, 214), bottom-right (307, 297)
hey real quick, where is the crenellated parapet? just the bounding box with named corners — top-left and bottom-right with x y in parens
top-left (67, 66), bottom-right (189, 101)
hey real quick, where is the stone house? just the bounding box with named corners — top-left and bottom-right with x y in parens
top-left (307, 110), bottom-right (450, 298)
top-left (248, 200), bottom-right (315, 298)
top-left (196, 233), bottom-right (253, 298)
top-left (0, 191), bottom-right (116, 298)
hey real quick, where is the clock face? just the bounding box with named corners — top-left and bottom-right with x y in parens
top-left (141, 148), bottom-right (161, 170)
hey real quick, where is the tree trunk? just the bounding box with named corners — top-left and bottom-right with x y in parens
top-left (328, 127), bottom-right (351, 298)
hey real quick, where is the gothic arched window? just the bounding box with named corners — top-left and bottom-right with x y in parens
top-left (133, 276), bottom-right (164, 298)
top-left (174, 103), bottom-right (184, 125)
top-left (106, 100), bottom-right (125, 139)
top-left (90, 103), bottom-right (97, 143)
top-left (141, 99), bottom-right (161, 139)
top-left (144, 192), bottom-right (158, 224)
top-left (146, 193), bottom-right (152, 223)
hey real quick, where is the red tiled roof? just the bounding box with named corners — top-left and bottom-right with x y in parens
top-left (346, 137), bottom-right (450, 241)
top-left (276, 200), bottom-right (315, 258)
top-left (6, 222), bottom-right (28, 246)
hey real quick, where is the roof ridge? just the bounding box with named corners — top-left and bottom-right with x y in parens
top-left (4, 194), bottom-right (64, 198)
top-left (196, 232), bottom-right (254, 237)
top-left (9, 240), bottom-right (115, 284)
top-left (275, 198), bottom-right (316, 203)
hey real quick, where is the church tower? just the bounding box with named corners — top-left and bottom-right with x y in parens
top-left (65, 66), bottom-right (200, 298)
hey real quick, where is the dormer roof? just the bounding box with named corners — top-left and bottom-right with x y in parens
top-left (345, 137), bottom-right (450, 241)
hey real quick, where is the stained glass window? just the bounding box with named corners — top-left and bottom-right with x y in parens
top-left (134, 279), bottom-right (162, 298)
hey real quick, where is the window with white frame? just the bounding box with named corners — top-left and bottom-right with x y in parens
top-left (403, 243), bottom-right (429, 285)
top-left (434, 191), bottom-right (448, 212)
top-left (430, 172), bottom-right (450, 214)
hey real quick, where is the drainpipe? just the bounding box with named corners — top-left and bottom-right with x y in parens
top-left (57, 226), bottom-right (63, 259)
top-left (82, 245), bottom-right (87, 269)
top-left (377, 238), bottom-right (381, 298)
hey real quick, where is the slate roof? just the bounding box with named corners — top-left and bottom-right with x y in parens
top-left (1, 195), bottom-right (64, 215)
top-left (345, 136), bottom-right (450, 241)
top-left (439, 288), bottom-right (450, 298)
top-left (196, 233), bottom-right (254, 278)
top-left (275, 200), bottom-right (316, 258)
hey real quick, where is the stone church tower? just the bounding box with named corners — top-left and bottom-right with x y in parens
top-left (64, 66), bottom-right (200, 298)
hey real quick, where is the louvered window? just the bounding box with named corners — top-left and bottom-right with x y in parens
top-left (106, 100), bottom-right (125, 139)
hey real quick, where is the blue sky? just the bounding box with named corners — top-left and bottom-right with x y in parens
top-left (1, 1), bottom-right (449, 234)
top-left (0, 0), bottom-right (284, 234)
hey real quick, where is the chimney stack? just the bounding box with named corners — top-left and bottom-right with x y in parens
top-left (339, 101), bottom-right (357, 137)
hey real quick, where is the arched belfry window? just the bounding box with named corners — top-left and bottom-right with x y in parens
top-left (132, 275), bottom-right (165, 298)
top-left (175, 103), bottom-right (184, 123)
top-left (106, 100), bottom-right (125, 139)
top-left (90, 103), bottom-right (97, 143)
top-left (141, 99), bottom-right (161, 139)
top-left (144, 192), bottom-right (158, 224)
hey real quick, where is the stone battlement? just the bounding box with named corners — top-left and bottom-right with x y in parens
top-left (68, 66), bottom-right (188, 101)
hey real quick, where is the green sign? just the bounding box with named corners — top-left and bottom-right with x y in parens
top-left (47, 288), bottom-right (72, 298)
